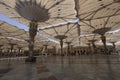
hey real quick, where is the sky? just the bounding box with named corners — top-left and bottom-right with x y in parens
top-left (0, 14), bottom-right (28, 31)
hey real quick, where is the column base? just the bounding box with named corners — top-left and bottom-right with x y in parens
top-left (25, 56), bottom-right (36, 63)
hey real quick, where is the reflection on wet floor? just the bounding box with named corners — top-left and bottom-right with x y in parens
top-left (0, 68), bottom-right (12, 77)
top-left (0, 54), bottom-right (120, 80)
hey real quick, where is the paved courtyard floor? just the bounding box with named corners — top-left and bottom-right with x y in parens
top-left (0, 54), bottom-right (120, 80)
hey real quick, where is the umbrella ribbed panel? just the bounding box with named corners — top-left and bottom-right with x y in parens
top-left (15, 0), bottom-right (50, 22)
top-left (54, 35), bottom-right (67, 40)
top-left (92, 27), bottom-right (111, 35)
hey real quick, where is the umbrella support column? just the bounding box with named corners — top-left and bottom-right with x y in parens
top-left (65, 42), bottom-right (71, 56)
top-left (60, 39), bottom-right (64, 56)
top-left (25, 22), bottom-right (38, 63)
top-left (111, 42), bottom-right (116, 54)
top-left (43, 45), bottom-right (48, 57)
top-left (54, 35), bottom-right (67, 56)
top-left (86, 43), bottom-right (91, 55)
top-left (101, 35), bottom-right (108, 55)
top-left (88, 40), bottom-right (97, 54)
top-left (0, 45), bottom-right (3, 58)
top-left (54, 35), bottom-right (67, 68)
top-left (18, 47), bottom-right (22, 56)
top-left (92, 42), bottom-right (97, 54)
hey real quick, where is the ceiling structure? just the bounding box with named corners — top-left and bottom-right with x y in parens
top-left (39, 23), bottom-right (80, 47)
top-left (107, 32), bottom-right (120, 45)
top-left (0, 0), bottom-right (120, 50)
top-left (75, 0), bottom-right (120, 47)
top-left (0, 0), bottom-right (76, 27)
top-left (0, 20), bottom-right (48, 50)
top-left (75, 0), bottom-right (120, 20)
top-left (0, 21), bottom-right (26, 37)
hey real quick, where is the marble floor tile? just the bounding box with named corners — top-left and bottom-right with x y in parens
top-left (0, 55), bottom-right (120, 80)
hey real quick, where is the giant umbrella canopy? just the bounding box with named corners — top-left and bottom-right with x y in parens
top-left (0, 0), bottom-right (77, 59)
top-left (75, 0), bottom-right (120, 54)
top-left (80, 34), bottom-right (101, 54)
top-left (39, 23), bottom-right (80, 55)
top-left (0, 0), bottom-right (76, 27)
top-left (0, 20), bottom-right (47, 53)
top-left (74, 0), bottom-right (120, 20)
top-left (80, 15), bottom-right (120, 54)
